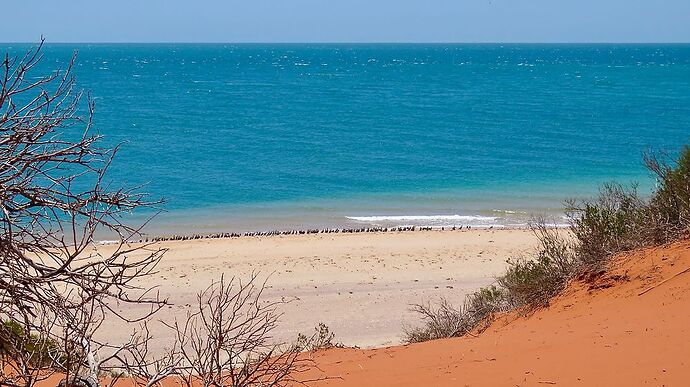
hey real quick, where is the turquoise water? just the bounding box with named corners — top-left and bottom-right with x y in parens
top-left (4, 44), bottom-right (690, 233)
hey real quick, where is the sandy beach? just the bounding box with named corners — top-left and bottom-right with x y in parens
top-left (96, 229), bottom-right (540, 351)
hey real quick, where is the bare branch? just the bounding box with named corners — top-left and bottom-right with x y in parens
top-left (0, 41), bottom-right (164, 387)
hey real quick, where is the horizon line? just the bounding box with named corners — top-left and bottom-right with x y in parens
top-left (2, 41), bottom-right (690, 45)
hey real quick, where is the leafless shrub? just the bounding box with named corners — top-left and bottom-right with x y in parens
top-left (404, 285), bottom-right (509, 344)
top-left (0, 40), bottom-right (324, 387)
top-left (0, 287), bottom-right (111, 387)
top-left (99, 322), bottom-right (185, 387)
top-left (0, 39), bottom-right (167, 386)
top-left (404, 298), bottom-right (466, 343)
top-left (169, 273), bottom-right (316, 387)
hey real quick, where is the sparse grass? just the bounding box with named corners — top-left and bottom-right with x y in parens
top-left (406, 144), bottom-right (690, 343)
top-left (404, 298), bottom-right (468, 343)
top-left (404, 285), bottom-right (510, 343)
top-left (296, 323), bottom-right (342, 351)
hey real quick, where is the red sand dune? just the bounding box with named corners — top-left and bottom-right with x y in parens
top-left (306, 240), bottom-right (690, 386)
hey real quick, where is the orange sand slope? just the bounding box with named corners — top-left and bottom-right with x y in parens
top-left (308, 240), bottom-right (690, 386)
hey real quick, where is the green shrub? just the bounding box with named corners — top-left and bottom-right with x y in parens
top-left (498, 257), bottom-right (565, 309)
top-left (466, 286), bottom-right (510, 315)
top-left (567, 146), bottom-right (690, 267)
top-left (498, 222), bottom-right (576, 309)
top-left (407, 143), bottom-right (690, 343)
top-left (645, 145), bottom-right (690, 243)
top-left (567, 183), bottom-right (647, 268)
top-left (0, 320), bottom-right (67, 368)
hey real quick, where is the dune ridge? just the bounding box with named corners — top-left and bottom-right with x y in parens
top-left (306, 239), bottom-right (690, 386)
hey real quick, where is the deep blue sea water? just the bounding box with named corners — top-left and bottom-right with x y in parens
top-left (3, 44), bottom-right (690, 233)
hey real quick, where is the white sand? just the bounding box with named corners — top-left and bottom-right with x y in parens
top-left (95, 229), bottom-right (539, 351)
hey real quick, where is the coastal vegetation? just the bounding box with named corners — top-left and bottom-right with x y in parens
top-left (405, 145), bottom-right (690, 343)
top-left (3, 39), bottom-right (688, 386)
top-left (0, 41), bottom-right (322, 387)
top-left (296, 323), bottom-right (342, 352)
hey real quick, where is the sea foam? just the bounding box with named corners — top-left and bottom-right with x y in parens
top-left (346, 215), bottom-right (498, 223)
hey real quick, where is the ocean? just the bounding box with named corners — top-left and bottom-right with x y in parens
top-left (4, 43), bottom-right (690, 234)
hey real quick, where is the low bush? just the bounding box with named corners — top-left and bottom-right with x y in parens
top-left (403, 298), bottom-right (471, 343)
top-left (645, 146), bottom-right (690, 243)
top-left (406, 144), bottom-right (690, 343)
top-left (403, 285), bottom-right (509, 343)
top-left (465, 285), bottom-right (511, 319)
top-left (296, 323), bottom-right (342, 351)
top-left (567, 183), bottom-right (647, 268)
top-left (498, 257), bottom-right (566, 309)
top-left (498, 222), bottom-right (577, 309)
top-left (0, 320), bottom-right (67, 368)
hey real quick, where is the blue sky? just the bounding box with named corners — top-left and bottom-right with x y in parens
top-left (2, 0), bottom-right (689, 43)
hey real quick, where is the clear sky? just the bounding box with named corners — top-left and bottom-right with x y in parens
top-left (2, 0), bottom-right (689, 43)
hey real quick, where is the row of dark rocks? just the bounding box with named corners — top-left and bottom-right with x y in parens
top-left (139, 225), bottom-right (482, 243)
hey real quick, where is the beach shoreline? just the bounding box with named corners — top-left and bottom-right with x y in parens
top-left (111, 223), bottom-right (567, 245)
top-left (117, 205), bottom-right (571, 240)
top-left (97, 228), bottom-right (541, 352)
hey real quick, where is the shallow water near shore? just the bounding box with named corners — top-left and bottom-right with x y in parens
top-left (4, 43), bottom-right (689, 233)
